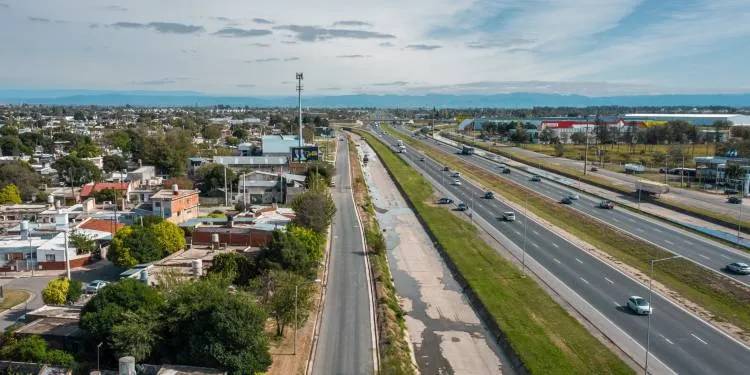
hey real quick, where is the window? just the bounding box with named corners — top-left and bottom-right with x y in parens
top-left (45, 254), bottom-right (55, 262)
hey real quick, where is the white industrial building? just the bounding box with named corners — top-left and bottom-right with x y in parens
top-left (623, 114), bottom-right (750, 126)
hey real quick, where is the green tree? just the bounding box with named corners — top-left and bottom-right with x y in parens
top-left (70, 231), bottom-right (97, 255)
top-left (195, 163), bottom-right (235, 195)
top-left (258, 229), bottom-right (320, 279)
top-left (0, 161), bottom-right (45, 201)
top-left (42, 278), bottom-right (69, 305)
top-left (209, 252), bottom-right (258, 286)
top-left (290, 190), bottom-right (336, 233)
top-left (0, 336), bottom-right (75, 367)
top-left (539, 127), bottom-right (554, 144)
top-left (255, 270), bottom-right (315, 336)
top-left (554, 142), bottom-right (565, 157)
top-left (304, 161), bottom-right (335, 186)
top-left (232, 128), bottom-right (248, 140)
top-left (67, 279), bottom-right (83, 304)
top-left (103, 154), bottom-right (128, 173)
top-left (0, 184), bottom-right (22, 204)
top-left (110, 311), bottom-right (161, 362)
top-left (53, 155), bottom-right (102, 186)
top-left (201, 124), bottom-right (224, 140)
top-left (571, 132), bottom-right (587, 145)
top-left (108, 220), bottom-right (185, 267)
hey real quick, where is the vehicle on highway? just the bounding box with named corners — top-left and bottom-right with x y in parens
top-left (452, 179), bottom-right (462, 186)
top-left (85, 280), bottom-right (108, 294)
top-left (590, 166), bottom-right (598, 172)
top-left (419, 156), bottom-right (425, 162)
top-left (484, 191), bottom-right (494, 199)
top-left (530, 175), bottom-right (541, 182)
top-left (599, 200), bottom-right (615, 209)
top-left (626, 296), bottom-right (652, 315)
top-left (726, 262), bottom-right (750, 275)
top-left (502, 212), bottom-right (516, 221)
top-left (461, 146), bottom-right (475, 155)
top-left (363, 155), bottom-right (369, 164)
top-left (451, 172), bottom-right (461, 178)
top-left (457, 203), bottom-right (468, 211)
top-left (728, 196), bottom-right (742, 204)
top-left (502, 168), bottom-right (511, 174)
top-left (330, 180), bottom-right (336, 187)
top-left (443, 166), bottom-right (450, 171)
top-left (560, 197), bottom-right (573, 204)
top-left (339, 137), bottom-right (344, 141)
top-left (724, 188), bottom-right (739, 195)
top-left (568, 193), bottom-right (580, 200)
top-left (635, 179), bottom-right (669, 195)
top-left (437, 197), bottom-right (454, 204)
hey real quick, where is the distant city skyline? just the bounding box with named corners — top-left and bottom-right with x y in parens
top-left (1, 0), bottom-right (749, 96)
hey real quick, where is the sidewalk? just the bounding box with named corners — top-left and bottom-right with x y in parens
top-left (436, 133), bottom-right (750, 246)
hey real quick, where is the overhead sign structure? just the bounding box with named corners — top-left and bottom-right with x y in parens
top-left (291, 146), bottom-right (319, 162)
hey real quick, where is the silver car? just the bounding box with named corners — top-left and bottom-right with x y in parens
top-left (627, 296), bottom-right (652, 315)
top-left (452, 179), bottom-right (462, 186)
top-left (85, 280), bottom-right (108, 294)
top-left (502, 212), bottom-right (516, 221)
top-left (726, 262), bottom-right (750, 275)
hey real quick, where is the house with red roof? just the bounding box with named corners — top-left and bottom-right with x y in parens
top-left (79, 182), bottom-right (132, 201)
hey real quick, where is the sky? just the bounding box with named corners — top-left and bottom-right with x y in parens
top-left (1, 0), bottom-right (749, 96)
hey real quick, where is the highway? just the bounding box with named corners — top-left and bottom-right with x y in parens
top-left (312, 138), bottom-right (376, 375)
top-left (398, 127), bottom-right (750, 286)
top-left (372, 128), bottom-right (750, 375)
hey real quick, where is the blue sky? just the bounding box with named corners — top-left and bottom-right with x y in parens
top-left (0, 0), bottom-right (748, 96)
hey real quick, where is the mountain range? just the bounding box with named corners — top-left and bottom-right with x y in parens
top-left (2, 90), bottom-right (750, 108)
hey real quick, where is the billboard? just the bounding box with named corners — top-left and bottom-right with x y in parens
top-left (291, 146), bottom-right (319, 162)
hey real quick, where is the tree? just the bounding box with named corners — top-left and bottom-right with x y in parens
top-left (0, 336), bottom-right (75, 367)
top-left (195, 163), bottom-right (235, 195)
top-left (209, 252), bottom-right (258, 286)
top-left (0, 161), bottom-right (45, 201)
top-left (103, 154), bottom-right (128, 173)
top-left (713, 120), bottom-right (733, 143)
top-left (108, 220), bottom-right (185, 268)
top-left (571, 132), bottom-right (587, 145)
top-left (42, 278), bottom-right (69, 305)
top-left (257, 229), bottom-right (321, 279)
top-left (0, 184), bottom-right (22, 204)
top-left (53, 155), bottom-right (102, 186)
top-left (554, 142), bottom-right (565, 157)
top-left (70, 230), bottom-right (97, 255)
top-left (67, 279), bottom-right (83, 304)
top-left (254, 270), bottom-right (315, 336)
top-left (110, 311), bottom-right (161, 362)
top-left (162, 278), bottom-right (272, 374)
top-left (509, 125), bottom-right (528, 144)
top-left (539, 128), bottom-right (554, 144)
top-left (304, 161), bottom-right (334, 186)
top-left (291, 190), bottom-right (336, 233)
top-left (231, 128), bottom-right (248, 140)
top-left (70, 136), bottom-right (101, 158)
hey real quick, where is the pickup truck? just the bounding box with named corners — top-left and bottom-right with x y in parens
top-left (599, 200), bottom-right (614, 209)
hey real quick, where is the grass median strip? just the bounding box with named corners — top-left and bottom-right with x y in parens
top-left (391, 126), bottom-right (750, 338)
top-left (348, 138), bottom-right (416, 375)
top-left (357, 130), bottom-right (632, 374)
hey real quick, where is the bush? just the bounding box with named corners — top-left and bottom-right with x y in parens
top-left (41, 278), bottom-right (69, 305)
top-left (0, 335), bottom-right (75, 367)
top-left (66, 279), bottom-right (83, 304)
top-left (108, 219), bottom-right (186, 267)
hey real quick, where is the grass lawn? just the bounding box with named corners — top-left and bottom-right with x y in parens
top-left (389, 126), bottom-right (750, 337)
top-left (358, 130), bottom-right (632, 375)
top-left (0, 289), bottom-right (30, 311)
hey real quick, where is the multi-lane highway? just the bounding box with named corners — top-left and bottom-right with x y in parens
top-left (313, 138), bottom-right (377, 374)
top-left (372, 127), bottom-right (750, 375)
top-left (396, 126), bottom-right (750, 286)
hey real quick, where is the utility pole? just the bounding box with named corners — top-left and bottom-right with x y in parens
top-left (583, 122), bottom-right (590, 175)
top-left (296, 73), bottom-right (304, 147)
top-left (223, 165), bottom-right (228, 207)
top-left (645, 255), bottom-right (681, 375)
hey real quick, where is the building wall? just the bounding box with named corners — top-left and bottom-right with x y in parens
top-left (192, 229), bottom-right (273, 247)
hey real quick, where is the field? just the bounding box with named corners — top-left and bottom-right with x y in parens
top-left (358, 130), bottom-right (633, 375)
top-left (388, 126), bottom-right (750, 340)
top-left (0, 289), bottom-right (30, 311)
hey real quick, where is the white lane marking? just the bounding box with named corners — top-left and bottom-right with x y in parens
top-left (553, 258), bottom-right (561, 264)
top-left (604, 277), bottom-right (614, 284)
top-left (720, 254), bottom-right (730, 260)
top-left (699, 254), bottom-right (711, 260)
top-left (664, 239), bottom-right (674, 245)
top-left (580, 277), bottom-right (589, 284)
top-left (635, 227), bottom-right (645, 232)
top-left (691, 333), bottom-right (708, 345)
top-left (531, 242), bottom-right (540, 248)
top-left (514, 230), bottom-right (521, 236)
top-left (613, 301), bottom-right (620, 307)
top-left (575, 258), bottom-right (584, 264)
top-left (611, 217), bottom-right (620, 222)
top-left (652, 227), bottom-right (663, 233)
top-left (659, 334), bottom-right (674, 345)
top-left (628, 217), bottom-right (637, 223)
top-left (552, 243), bottom-right (559, 248)
top-left (532, 230), bottom-right (540, 235)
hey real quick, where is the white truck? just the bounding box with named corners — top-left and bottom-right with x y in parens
top-left (635, 180), bottom-right (669, 195)
top-left (624, 163), bottom-right (646, 174)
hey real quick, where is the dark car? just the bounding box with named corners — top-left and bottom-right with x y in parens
top-left (443, 166), bottom-right (450, 171)
top-left (530, 175), bottom-right (541, 182)
top-left (599, 200), bottom-right (615, 209)
top-left (457, 203), bottom-right (468, 211)
top-left (728, 196), bottom-right (742, 204)
top-left (484, 191), bottom-right (494, 199)
top-left (502, 168), bottom-right (511, 174)
top-left (437, 197), bottom-right (454, 204)
top-left (590, 166), bottom-right (598, 172)
top-left (419, 157), bottom-right (425, 162)
top-left (560, 197), bottom-right (573, 204)
top-left (725, 189), bottom-right (740, 195)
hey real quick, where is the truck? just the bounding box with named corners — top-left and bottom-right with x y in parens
top-left (635, 180), bottom-right (669, 195)
top-left (624, 163), bottom-right (646, 174)
top-left (461, 146), bottom-right (475, 155)
top-left (398, 145), bottom-right (406, 153)
top-left (396, 139), bottom-right (404, 147)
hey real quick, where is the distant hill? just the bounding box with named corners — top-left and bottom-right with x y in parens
top-left (2, 90), bottom-right (750, 108)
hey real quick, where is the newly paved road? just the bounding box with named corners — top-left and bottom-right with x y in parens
top-left (401, 127), bottom-right (750, 286)
top-left (313, 137), bottom-right (376, 375)
top-left (373, 128), bottom-right (750, 375)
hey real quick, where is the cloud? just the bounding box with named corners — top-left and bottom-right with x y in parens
top-left (247, 58), bottom-right (280, 63)
top-left (281, 40), bottom-right (298, 45)
top-left (250, 43), bottom-right (271, 47)
top-left (253, 18), bottom-right (274, 24)
top-left (284, 57), bottom-right (300, 61)
top-left (111, 22), bottom-right (204, 34)
top-left (274, 25), bottom-right (395, 42)
top-left (213, 27), bottom-right (272, 38)
top-left (0, 3), bottom-right (9, 9)
top-left (405, 44), bottom-right (441, 50)
top-left (404, 80), bottom-right (659, 96)
top-left (332, 20), bottom-right (372, 27)
top-left (319, 87), bottom-right (341, 91)
top-left (130, 78), bottom-right (189, 85)
top-left (337, 54), bottom-right (371, 58)
top-left (379, 42), bottom-right (394, 47)
top-left (101, 5), bottom-right (127, 12)
top-left (371, 81), bottom-right (409, 87)
top-left (466, 38), bottom-right (534, 49)
top-left (28, 17), bottom-right (51, 23)
top-left (236, 84), bottom-right (256, 88)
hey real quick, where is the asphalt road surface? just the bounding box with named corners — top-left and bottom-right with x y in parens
top-left (373, 128), bottom-right (750, 375)
top-left (313, 137), bottom-right (376, 375)
top-left (403, 127), bottom-right (750, 286)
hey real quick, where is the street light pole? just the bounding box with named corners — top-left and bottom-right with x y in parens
top-left (645, 255), bottom-right (681, 375)
top-left (97, 342), bottom-right (103, 372)
top-left (522, 193), bottom-right (528, 274)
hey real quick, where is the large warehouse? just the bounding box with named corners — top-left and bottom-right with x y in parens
top-left (622, 114), bottom-right (750, 126)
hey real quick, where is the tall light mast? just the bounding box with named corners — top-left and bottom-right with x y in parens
top-left (296, 73), bottom-right (304, 146)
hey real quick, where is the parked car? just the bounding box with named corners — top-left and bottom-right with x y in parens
top-left (443, 166), bottom-right (450, 171)
top-left (502, 168), bottom-right (511, 174)
top-left (724, 188), bottom-right (739, 195)
top-left (530, 175), bottom-right (541, 182)
top-left (457, 203), bottom-right (468, 211)
top-left (452, 179), bottom-right (462, 186)
top-left (560, 197), bottom-right (573, 204)
top-left (437, 197), bottom-right (454, 204)
top-left (484, 191), bottom-right (494, 199)
top-left (627, 296), bottom-right (652, 315)
top-left (728, 196), bottom-right (742, 204)
top-left (599, 200), bottom-right (615, 209)
top-left (568, 194), bottom-right (580, 200)
top-left (726, 262), bottom-right (750, 275)
top-left (85, 280), bottom-right (108, 294)
top-left (502, 212), bottom-right (516, 221)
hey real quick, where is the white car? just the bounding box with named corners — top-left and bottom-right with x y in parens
top-left (452, 179), bottom-right (462, 186)
top-left (627, 296), bottom-right (652, 315)
top-left (502, 212), bottom-right (516, 221)
top-left (569, 194), bottom-right (580, 200)
top-left (726, 262), bottom-right (750, 275)
top-left (451, 172), bottom-right (461, 178)
top-left (85, 280), bottom-right (109, 294)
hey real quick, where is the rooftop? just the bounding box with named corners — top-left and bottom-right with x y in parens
top-left (151, 188), bottom-right (198, 200)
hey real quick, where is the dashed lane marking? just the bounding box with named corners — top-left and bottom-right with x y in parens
top-left (575, 258), bottom-right (584, 264)
top-left (691, 334), bottom-right (708, 345)
top-left (604, 277), bottom-right (614, 284)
